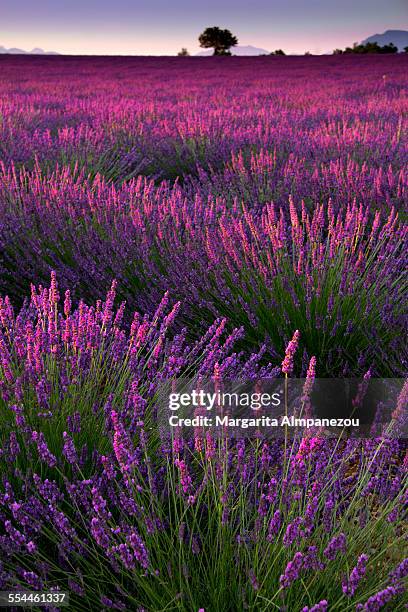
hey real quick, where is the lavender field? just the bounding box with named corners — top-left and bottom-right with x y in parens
top-left (0, 55), bottom-right (407, 611)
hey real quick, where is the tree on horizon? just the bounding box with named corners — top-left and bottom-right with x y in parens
top-left (340, 41), bottom-right (399, 54)
top-left (198, 27), bottom-right (238, 55)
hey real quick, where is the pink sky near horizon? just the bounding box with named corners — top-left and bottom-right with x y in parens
top-left (1, 0), bottom-right (407, 56)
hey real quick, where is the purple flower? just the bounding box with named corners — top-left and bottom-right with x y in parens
top-left (303, 546), bottom-right (325, 572)
top-left (281, 330), bottom-right (300, 375)
top-left (102, 280), bottom-right (118, 329)
top-left (91, 517), bottom-right (110, 549)
top-left (63, 290), bottom-right (71, 317)
top-left (356, 585), bottom-right (403, 611)
top-left (67, 579), bottom-right (85, 596)
top-left (128, 530), bottom-right (149, 569)
top-left (4, 520), bottom-right (26, 548)
top-left (67, 411), bottom-right (81, 434)
top-left (175, 458), bottom-right (192, 494)
top-left (20, 570), bottom-right (43, 589)
top-left (31, 431), bottom-right (57, 467)
top-left (323, 533), bottom-right (346, 560)
top-left (100, 595), bottom-right (127, 610)
top-left (8, 432), bottom-right (20, 461)
top-left (26, 541), bottom-right (37, 553)
top-left (91, 487), bottom-right (112, 520)
top-left (342, 554), bottom-right (368, 597)
top-left (267, 510), bottom-right (282, 539)
top-left (283, 516), bottom-right (303, 547)
top-left (62, 432), bottom-right (78, 464)
top-left (280, 551), bottom-right (304, 589)
top-left (192, 535), bottom-right (201, 555)
top-left (111, 410), bottom-right (134, 472)
top-left (113, 543), bottom-right (135, 571)
top-left (302, 355), bottom-right (316, 405)
top-left (389, 557), bottom-right (408, 583)
top-left (302, 601), bottom-right (328, 612)
top-left (249, 569), bottom-right (259, 591)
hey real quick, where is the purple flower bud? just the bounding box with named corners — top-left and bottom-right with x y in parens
top-left (342, 554), bottom-right (368, 597)
top-left (282, 330), bottom-right (300, 375)
top-left (280, 551), bottom-right (304, 589)
top-left (302, 601), bottom-right (328, 612)
top-left (62, 432), bottom-right (78, 464)
top-left (357, 585), bottom-right (402, 611)
top-left (323, 533), bottom-right (346, 560)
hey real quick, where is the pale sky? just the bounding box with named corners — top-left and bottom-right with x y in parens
top-left (1, 0), bottom-right (407, 55)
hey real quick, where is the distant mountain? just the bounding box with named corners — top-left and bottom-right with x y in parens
top-left (196, 45), bottom-right (270, 56)
top-left (0, 46), bottom-right (59, 55)
top-left (0, 46), bottom-right (26, 54)
top-left (361, 30), bottom-right (408, 51)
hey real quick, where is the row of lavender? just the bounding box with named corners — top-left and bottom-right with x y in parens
top-left (0, 57), bottom-right (407, 184)
top-left (1, 163), bottom-right (407, 377)
top-left (0, 275), bottom-right (406, 610)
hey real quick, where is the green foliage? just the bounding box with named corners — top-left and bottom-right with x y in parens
top-left (343, 42), bottom-right (399, 54)
top-left (1, 418), bottom-right (406, 610)
top-left (191, 235), bottom-right (407, 377)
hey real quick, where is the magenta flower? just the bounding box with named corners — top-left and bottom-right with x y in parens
top-left (302, 355), bottom-right (316, 405)
top-left (111, 410), bottom-right (134, 472)
top-left (174, 458), bottom-right (192, 494)
top-left (281, 330), bottom-right (300, 375)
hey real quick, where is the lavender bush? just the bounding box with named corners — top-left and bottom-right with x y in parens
top-left (0, 275), bottom-right (407, 610)
top-left (0, 165), bottom-right (406, 376)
